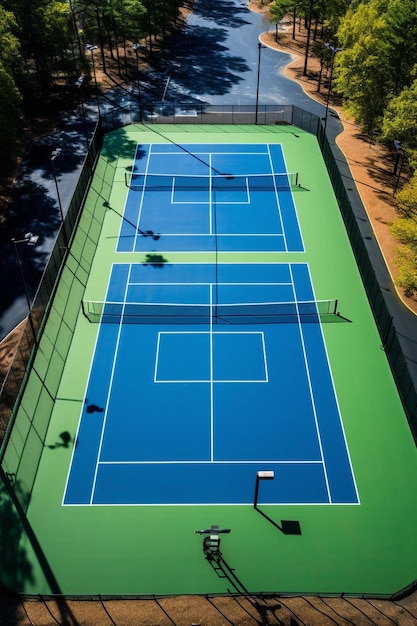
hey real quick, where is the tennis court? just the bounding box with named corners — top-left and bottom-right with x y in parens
top-left (64, 261), bottom-right (357, 506)
top-left (118, 143), bottom-right (303, 252)
top-left (10, 124), bottom-right (417, 597)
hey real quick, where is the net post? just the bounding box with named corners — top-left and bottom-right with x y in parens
top-left (81, 300), bottom-right (88, 320)
top-left (254, 470), bottom-right (274, 508)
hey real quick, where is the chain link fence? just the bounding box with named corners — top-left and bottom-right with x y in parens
top-left (0, 105), bottom-right (416, 605)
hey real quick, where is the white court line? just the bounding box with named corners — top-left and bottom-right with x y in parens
top-left (209, 153), bottom-right (213, 235)
top-left (89, 263), bottom-right (134, 505)
top-left (128, 232), bottom-right (287, 237)
top-left (98, 459), bottom-right (324, 465)
top-left (133, 148), bottom-right (152, 252)
top-left (137, 147), bottom-right (287, 235)
top-left (210, 283), bottom-right (214, 461)
top-left (64, 501), bottom-right (359, 508)
top-left (261, 332), bottom-right (269, 383)
top-left (304, 265), bottom-right (360, 504)
top-left (288, 264), bottom-right (332, 503)
top-left (171, 198), bottom-right (251, 205)
top-left (128, 281), bottom-right (293, 286)
top-left (154, 329), bottom-right (268, 384)
top-left (155, 330), bottom-right (271, 333)
top-left (148, 147), bottom-right (270, 156)
top-left (155, 379), bottom-right (267, 384)
top-left (267, 144), bottom-right (288, 252)
top-left (61, 268), bottom-right (115, 506)
top-left (154, 332), bottom-right (162, 383)
top-left (117, 144), bottom-right (142, 249)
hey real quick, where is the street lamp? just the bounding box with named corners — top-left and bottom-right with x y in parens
top-left (75, 75), bottom-right (89, 150)
top-left (255, 42), bottom-right (266, 125)
top-left (50, 148), bottom-right (68, 248)
top-left (84, 44), bottom-right (100, 116)
top-left (322, 43), bottom-right (342, 146)
top-left (11, 232), bottom-right (39, 342)
top-left (132, 43), bottom-right (143, 122)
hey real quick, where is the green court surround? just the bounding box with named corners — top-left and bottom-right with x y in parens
top-left (5, 124), bottom-right (417, 596)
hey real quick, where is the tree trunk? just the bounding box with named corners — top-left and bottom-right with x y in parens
top-left (303, 12), bottom-right (313, 76)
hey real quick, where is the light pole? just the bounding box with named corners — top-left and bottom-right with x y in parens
top-left (50, 148), bottom-right (68, 248)
top-left (132, 43), bottom-right (143, 122)
top-left (84, 44), bottom-right (100, 116)
top-left (11, 233), bottom-right (39, 341)
top-left (255, 42), bottom-right (266, 125)
top-left (322, 43), bottom-right (342, 146)
top-left (75, 75), bottom-right (89, 150)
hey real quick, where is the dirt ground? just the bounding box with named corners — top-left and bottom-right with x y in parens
top-left (2, 587), bottom-right (417, 626)
top-left (2, 6), bottom-right (417, 625)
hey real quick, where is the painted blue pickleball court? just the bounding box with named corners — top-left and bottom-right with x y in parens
top-left (118, 143), bottom-right (304, 252)
top-left (64, 262), bottom-right (358, 506)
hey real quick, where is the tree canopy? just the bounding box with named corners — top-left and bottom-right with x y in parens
top-left (0, 0), bottom-right (187, 175)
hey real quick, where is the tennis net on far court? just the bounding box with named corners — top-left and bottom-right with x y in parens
top-left (81, 298), bottom-right (339, 325)
top-left (124, 171), bottom-right (300, 193)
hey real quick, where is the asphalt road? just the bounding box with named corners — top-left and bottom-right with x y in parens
top-left (166, 0), bottom-right (325, 115)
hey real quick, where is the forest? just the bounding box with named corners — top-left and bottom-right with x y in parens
top-left (0, 0), bottom-right (416, 294)
top-left (0, 0), bottom-right (184, 172)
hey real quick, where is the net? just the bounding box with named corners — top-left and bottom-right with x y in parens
top-left (124, 171), bottom-right (299, 192)
top-left (82, 299), bottom-right (339, 325)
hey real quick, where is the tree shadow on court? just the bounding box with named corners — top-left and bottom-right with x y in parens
top-left (0, 474), bottom-right (34, 595)
top-left (46, 431), bottom-right (74, 450)
top-left (142, 253), bottom-right (169, 268)
top-left (100, 129), bottom-right (146, 165)
top-left (0, 471), bottom-right (81, 625)
top-left (85, 402), bottom-right (105, 414)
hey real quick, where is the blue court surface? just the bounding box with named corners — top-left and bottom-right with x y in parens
top-left (117, 143), bottom-right (304, 253)
top-left (64, 262), bottom-right (358, 506)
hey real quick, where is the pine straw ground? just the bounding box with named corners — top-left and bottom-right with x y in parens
top-left (2, 590), bottom-right (417, 626)
top-left (2, 6), bottom-right (417, 625)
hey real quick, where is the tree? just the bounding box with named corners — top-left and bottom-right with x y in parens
top-left (390, 171), bottom-right (417, 297)
top-left (268, 0), bottom-right (295, 42)
top-left (2, 0), bottom-right (73, 90)
top-left (335, 0), bottom-right (417, 135)
top-left (0, 5), bottom-right (23, 79)
top-left (321, 0), bottom-right (350, 36)
top-left (0, 65), bottom-right (22, 174)
top-left (311, 41), bottom-right (332, 92)
top-left (334, 0), bottom-right (393, 134)
top-left (384, 0), bottom-right (417, 96)
top-left (299, 0), bottom-right (320, 75)
top-left (394, 171), bottom-right (417, 219)
top-left (380, 74), bottom-right (417, 171)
